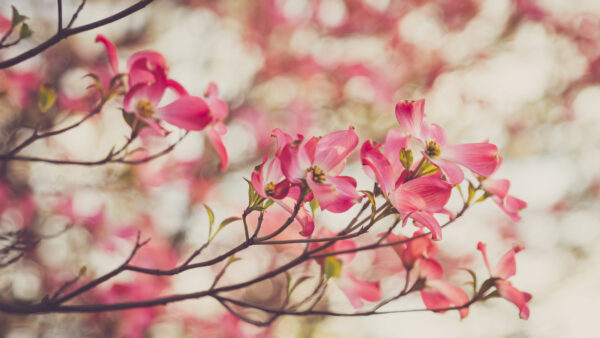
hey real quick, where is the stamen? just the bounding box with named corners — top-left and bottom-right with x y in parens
top-left (136, 99), bottom-right (155, 118)
top-left (307, 166), bottom-right (326, 183)
top-left (264, 182), bottom-right (276, 196)
top-left (425, 140), bottom-right (441, 158)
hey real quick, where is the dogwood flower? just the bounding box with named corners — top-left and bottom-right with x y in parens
top-left (280, 127), bottom-right (363, 213)
top-left (395, 99), bottom-right (500, 184)
top-left (477, 242), bottom-right (532, 319)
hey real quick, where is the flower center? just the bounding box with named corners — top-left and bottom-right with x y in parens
top-left (264, 182), bottom-right (276, 196)
top-left (307, 166), bottom-right (326, 183)
top-left (136, 99), bottom-right (155, 118)
top-left (424, 140), bottom-right (441, 158)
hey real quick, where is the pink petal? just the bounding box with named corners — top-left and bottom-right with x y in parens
top-left (271, 128), bottom-right (293, 156)
top-left (477, 242), bottom-right (493, 275)
top-left (275, 198), bottom-right (315, 236)
top-left (156, 96), bottom-right (212, 131)
top-left (314, 127), bottom-right (359, 172)
top-left (384, 128), bottom-right (411, 177)
top-left (207, 122), bottom-right (229, 171)
top-left (410, 211), bottom-right (443, 241)
top-left (496, 281), bottom-right (531, 319)
top-left (426, 123), bottom-right (448, 146)
top-left (481, 179), bottom-right (510, 199)
top-left (361, 140), bottom-right (395, 196)
top-left (205, 82), bottom-right (229, 121)
top-left (306, 175), bottom-right (361, 213)
top-left (166, 79), bottom-right (189, 97)
top-left (251, 155), bottom-right (268, 198)
top-left (265, 157), bottom-right (286, 184)
top-left (298, 137), bottom-right (320, 171)
top-left (95, 34), bottom-right (119, 74)
top-left (390, 188), bottom-right (427, 213)
top-left (427, 280), bottom-right (470, 318)
top-left (280, 142), bottom-right (304, 183)
top-left (419, 258), bottom-right (443, 280)
top-left (442, 142), bottom-right (499, 178)
top-left (395, 99), bottom-right (426, 138)
top-left (429, 157), bottom-right (464, 185)
top-left (401, 174), bottom-right (452, 212)
top-left (126, 51), bottom-right (167, 73)
top-left (338, 272), bottom-right (382, 309)
top-left (494, 244), bottom-right (524, 279)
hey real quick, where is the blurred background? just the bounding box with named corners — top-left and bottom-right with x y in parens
top-left (0, 0), bottom-right (599, 337)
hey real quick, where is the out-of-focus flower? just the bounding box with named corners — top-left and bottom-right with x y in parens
top-left (477, 242), bottom-right (532, 319)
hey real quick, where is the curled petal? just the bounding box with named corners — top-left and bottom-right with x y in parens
top-left (271, 128), bottom-right (293, 156)
top-left (275, 198), bottom-right (315, 236)
top-left (361, 140), bottom-right (395, 196)
top-left (426, 280), bottom-right (470, 319)
top-left (395, 99), bottom-right (426, 138)
top-left (95, 34), bottom-right (119, 74)
top-left (127, 51), bottom-right (167, 73)
top-left (166, 79), bottom-right (189, 97)
top-left (251, 155), bottom-right (268, 197)
top-left (494, 244), bottom-right (524, 279)
top-left (207, 122), bottom-right (229, 171)
top-left (410, 211), bottom-right (442, 241)
top-left (156, 96), bottom-right (212, 131)
top-left (442, 142), bottom-right (499, 178)
top-left (496, 281), bottom-right (531, 320)
top-left (384, 128), bottom-right (410, 176)
top-left (280, 142), bottom-right (304, 183)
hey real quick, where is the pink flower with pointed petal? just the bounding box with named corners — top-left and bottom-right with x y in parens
top-left (477, 242), bottom-right (532, 319)
top-left (361, 141), bottom-right (452, 240)
top-left (123, 68), bottom-right (212, 133)
top-left (395, 100), bottom-right (500, 184)
top-left (481, 178), bottom-right (527, 222)
top-left (418, 258), bottom-right (470, 319)
top-left (251, 130), bottom-right (314, 235)
top-left (280, 127), bottom-right (363, 213)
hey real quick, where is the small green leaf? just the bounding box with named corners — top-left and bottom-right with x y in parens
top-left (460, 268), bottom-right (478, 296)
top-left (399, 148), bottom-right (413, 172)
top-left (263, 199), bottom-right (275, 210)
top-left (323, 257), bottom-right (342, 279)
top-left (204, 204), bottom-right (215, 238)
top-left (211, 216), bottom-right (241, 240)
top-left (309, 197), bottom-right (319, 217)
top-left (467, 181), bottom-right (476, 204)
top-left (38, 84), bottom-right (56, 113)
top-left (11, 6), bottom-right (27, 29)
top-left (360, 190), bottom-right (377, 221)
top-left (122, 109), bottom-right (148, 134)
top-left (18, 23), bottom-right (32, 39)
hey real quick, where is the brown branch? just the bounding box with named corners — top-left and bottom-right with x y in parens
top-left (0, 0), bottom-right (154, 69)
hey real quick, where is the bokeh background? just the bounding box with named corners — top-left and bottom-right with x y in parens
top-left (0, 0), bottom-right (599, 337)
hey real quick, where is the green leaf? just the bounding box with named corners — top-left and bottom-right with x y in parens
top-left (204, 204), bottom-right (215, 239)
top-left (460, 268), bottom-right (478, 296)
top-left (399, 148), bottom-right (413, 172)
top-left (467, 181), bottom-right (476, 204)
top-left (18, 23), bottom-right (32, 39)
top-left (122, 109), bottom-right (148, 134)
top-left (323, 257), bottom-right (342, 279)
top-left (263, 199), bottom-right (275, 210)
top-left (11, 6), bottom-right (27, 29)
top-left (37, 84), bottom-right (56, 113)
top-left (360, 190), bottom-right (377, 221)
top-left (211, 216), bottom-right (241, 240)
top-left (309, 197), bottom-right (319, 217)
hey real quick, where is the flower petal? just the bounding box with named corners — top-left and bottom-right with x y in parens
top-left (429, 157), bottom-right (464, 185)
top-left (401, 174), bottom-right (452, 212)
top-left (496, 281), bottom-right (531, 319)
top-left (395, 99), bottom-right (426, 138)
top-left (314, 127), bottom-right (358, 172)
top-left (207, 122), bottom-right (229, 171)
top-left (442, 142), bottom-right (499, 178)
top-left (156, 96), bottom-right (212, 131)
top-left (95, 34), bottom-right (119, 74)
top-left (361, 140), bottom-right (395, 196)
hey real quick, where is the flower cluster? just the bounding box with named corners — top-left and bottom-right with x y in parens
top-left (96, 35), bottom-right (229, 170)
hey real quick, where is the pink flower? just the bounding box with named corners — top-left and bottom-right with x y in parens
top-left (418, 258), bottom-right (470, 319)
top-left (395, 100), bottom-right (500, 184)
top-left (96, 34), bottom-right (214, 134)
top-left (481, 178), bottom-right (527, 222)
top-left (251, 129), bottom-right (314, 235)
top-left (280, 127), bottom-right (363, 213)
top-left (477, 242), bottom-right (532, 319)
top-left (361, 139), bottom-right (452, 240)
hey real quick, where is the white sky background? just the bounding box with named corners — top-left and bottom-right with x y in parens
top-left (1, 0), bottom-right (599, 337)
